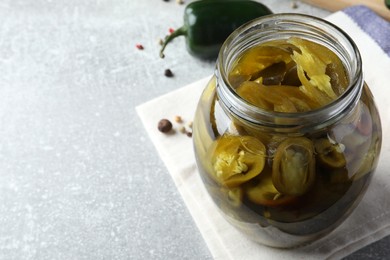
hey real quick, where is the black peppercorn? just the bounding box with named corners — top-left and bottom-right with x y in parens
top-left (158, 119), bottom-right (173, 133)
top-left (164, 69), bottom-right (174, 77)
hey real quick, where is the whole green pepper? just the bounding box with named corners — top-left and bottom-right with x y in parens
top-left (160, 0), bottom-right (272, 60)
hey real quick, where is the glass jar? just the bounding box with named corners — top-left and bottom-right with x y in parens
top-left (192, 14), bottom-right (382, 248)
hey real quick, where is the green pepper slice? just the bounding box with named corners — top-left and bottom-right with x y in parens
top-left (272, 137), bottom-right (315, 196)
top-left (208, 135), bottom-right (266, 188)
top-left (246, 172), bottom-right (297, 207)
top-left (230, 45), bottom-right (292, 78)
top-left (314, 138), bottom-right (346, 169)
top-left (236, 81), bottom-right (298, 112)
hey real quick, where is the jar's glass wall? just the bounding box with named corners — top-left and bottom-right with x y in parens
top-left (192, 14), bottom-right (382, 248)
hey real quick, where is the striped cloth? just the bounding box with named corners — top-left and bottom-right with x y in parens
top-left (344, 6), bottom-right (390, 56)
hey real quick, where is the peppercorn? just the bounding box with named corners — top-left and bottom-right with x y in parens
top-left (179, 126), bottom-right (186, 134)
top-left (186, 132), bottom-right (192, 138)
top-left (164, 69), bottom-right (174, 77)
top-left (158, 119), bottom-right (173, 133)
top-left (174, 115), bottom-right (183, 123)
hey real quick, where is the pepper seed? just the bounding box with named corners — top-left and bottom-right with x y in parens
top-left (158, 119), bottom-right (173, 133)
top-left (176, 0), bottom-right (184, 4)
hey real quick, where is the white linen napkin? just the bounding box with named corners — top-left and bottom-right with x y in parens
top-left (137, 6), bottom-right (390, 259)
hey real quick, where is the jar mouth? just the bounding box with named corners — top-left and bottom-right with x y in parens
top-left (216, 13), bottom-right (363, 132)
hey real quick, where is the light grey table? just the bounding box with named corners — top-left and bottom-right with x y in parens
top-left (0, 0), bottom-right (389, 259)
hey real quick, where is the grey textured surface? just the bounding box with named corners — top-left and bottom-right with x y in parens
top-left (0, 0), bottom-right (389, 259)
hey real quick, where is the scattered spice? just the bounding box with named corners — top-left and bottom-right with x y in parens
top-left (164, 69), bottom-right (174, 77)
top-left (179, 126), bottom-right (187, 134)
top-left (163, 0), bottom-right (169, 2)
top-left (169, 28), bottom-right (175, 34)
top-left (158, 115), bottom-right (193, 137)
top-left (291, 1), bottom-right (298, 9)
top-left (176, 0), bottom-right (184, 4)
top-left (158, 38), bottom-right (164, 46)
top-left (174, 115), bottom-right (183, 123)
top-left (135, 44), bottom-right (144, 50)
top-left (158, 119), bottom-right (173, 133)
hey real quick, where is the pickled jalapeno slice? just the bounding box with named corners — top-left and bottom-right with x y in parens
top-left (230, 45), bottom-right (292, 78)
top-left (237, 82), bottom-right (320, 112)
top-left (314, 138), bottom-right (346, 168)
top-left (236, 81), bottom-right (297, 112)
top-left (272, 137), bottom-right (315, 196)
top-left (289, 39), bottom-right (336, 105)
top-left (230, 37), bottom-right (349, 112)
top-left (246, 173), bottom-right (297, 207)
top-left (288, 37), bottom-right (348, 96)
top-left (209, 135), bottom-right (266, 188)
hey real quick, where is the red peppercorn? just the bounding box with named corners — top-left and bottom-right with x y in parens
top-left (136, 44), bottom-right (144, 50)
top-left (169, 28), bottom-right (175, 34)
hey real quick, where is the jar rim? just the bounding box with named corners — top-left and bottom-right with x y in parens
top-left (216, 13), bottom-right (363, 132)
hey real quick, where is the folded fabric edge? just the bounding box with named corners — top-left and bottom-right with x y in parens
top-left (343, 5), bottom-right (390, 56)
top-left (135, 76), bottom-right (211, 112)
top-left (175, 171), bottom-right (235, 260)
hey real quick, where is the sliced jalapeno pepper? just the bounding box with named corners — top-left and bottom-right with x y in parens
top-left (246, 172), bottom-right (297, 207)
top-left (230, 45), bottom-right (292, 79)
top-left (314, 138), bottom-right (346, 169)
top-left (209, 135), bottom-right (266, 188)
top-left (289, 37), bottom-right (348, 96)
top-left (236, 81), bottom-right (298, 112)
top-left (272, 137), bottom-right (315, 196)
